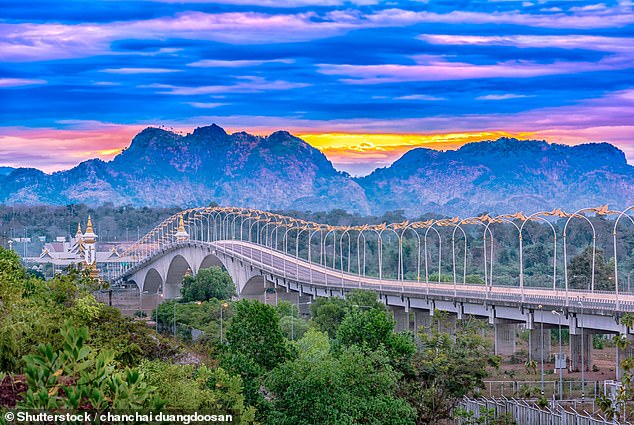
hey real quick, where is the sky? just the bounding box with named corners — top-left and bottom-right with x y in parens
top-left (1, 0), bottom-right (634, 176)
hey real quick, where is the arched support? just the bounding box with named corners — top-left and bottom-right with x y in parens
top-left (165, 255), bottom-right (192, 299)
top-left (143, 268), bottom-right (163, 294)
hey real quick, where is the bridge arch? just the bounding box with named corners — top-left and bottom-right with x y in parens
top-left (143, 268), bottom-right (163, 294)
top-left (199, 253), bottom-right (225, 270)
top-left (241, 274), bottom-right (267, 300)
top-left (165, 254), bottom-right (192, 299)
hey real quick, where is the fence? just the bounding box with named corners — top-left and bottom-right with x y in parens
top-left (484, 380), bottom-right (607, 401)
top-left (458, 397), bottom-right (632, 425)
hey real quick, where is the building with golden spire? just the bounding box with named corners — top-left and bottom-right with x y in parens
top-left (175, 215), bottom-right (190, 242)
top-left (82, 216), bottom-right (99, 279)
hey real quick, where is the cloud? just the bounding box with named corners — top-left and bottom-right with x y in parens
top-left (0, 78), bottom-right (46, 87)
top-left (3, 4), bottom-right (634, 63)
top-left (0, 123), bottom-right (143, 172)
top-left (148, 0), bottom-right (381, 5)
top-left (187, 59), bottom-right (294, 67)
top-left (318, 55), bottom-right (628, 84)
top-left (100, 68), bottom-right (181, 74)
top-left (418, 34), bottom-right (634, 53)
top-left (141, 76), bottom-right (309, 95)
top-left (186, 102), bottom-right (226, 108)
top-left (396, 94), bottom-right (445, 101)
top-left (477, 93), bottom-right (530, 100)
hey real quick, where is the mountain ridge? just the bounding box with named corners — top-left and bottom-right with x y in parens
top-left (1, 125), bottom-right (633, 216)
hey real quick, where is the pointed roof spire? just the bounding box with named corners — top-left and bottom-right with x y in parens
top-left (86, 215), bottom-right (94, 234)
top-left (83, 215), bottom-right (98, 240)
top-left (76, 222), bottom-right (83, 237)
top-left (175, 214), bottom-right (190, 241)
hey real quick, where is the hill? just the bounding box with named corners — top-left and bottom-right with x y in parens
top-left (1, 128), bottom-right (633, 216)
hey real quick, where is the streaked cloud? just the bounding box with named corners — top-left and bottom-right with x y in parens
top-left (319, 56), bottom-right (625, 84)
top-left (396, 94), bottom-right (445, 101)
top-left (100, 68), bottom-right (181, 74)
top-left (186, 102), bottom-right (227, 109)
top-left (477, 93), bottom-right (531, 100)
top-left (141, 77), bottom-right (309, 95)
top-left (0, 78), bottom-right (46, 87)
top-left (188, 59), bottom-right (294, 67)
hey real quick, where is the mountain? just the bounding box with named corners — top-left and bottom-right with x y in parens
top-left (0, 125), bottom-right (370, 213)
top-left (0, 167), bottom-right (14, 176)
top-left (356, 138), bottom-right (634, 216)
top-left (1, 129), bottom-right (633, 216)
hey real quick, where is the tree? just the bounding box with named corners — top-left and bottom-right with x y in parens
top-left (19, 320), bottom-right (164, 411)
top-left (568, 246), bottom-right (614, 290)
top-left (399, 318), bottom-right (500, 425)
top-left (310, 297), bottom-right (347, 338)
top-left (221, 300), bottom-right (294, 413)
top-left (225, 300), bottom-right (292, 371)
top-left (181, 266), bottom-right (235, 302)
top-left (139, 360), bottom-right (255, 423)
top-left (335, 307), bottom-right (415, 364)
top-left (265, 329), bottom-right (415, 425)
top-left (310, 290), bottom-right (386, 339)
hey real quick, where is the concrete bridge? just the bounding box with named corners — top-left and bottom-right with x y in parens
top-left (113, 205), bottom-right (634, 381)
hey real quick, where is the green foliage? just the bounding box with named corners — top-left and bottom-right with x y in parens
top-left (19, 320), bottom-right (163, 411)
top-left (399, 318), bottom-right (500, 425)
top-left (221, 300), bottom-right (294, 415)
top-left (139, 360), bottom-right (255, 423)
top-left (598, 339), bottom-right (634, 421)
top-left (181, 266), bottom-right (235, 302)
top-left (428, 272), bottom-right (453, 282)
top-left (88, 306), bottom-right (179, 367)
top-left (465, 274), bottom-right (485, 284)
top-left (153, 299), bottom-right (233, 345)
top-left (265, 330), bottom-right (415, 425)
top-left (279, 315), bottom-right (310, 341)
top-left (225, 300), bottom-right (292, 371)
top-left (453, 406), bottom-right (517, 425)
top-left (524, 360), bottom-right (537, 375)
top-left (0, 252), bottom-right (112, 372)
top-left (593, 334), bottom-right (605, 350)
top-left (310, 290), bottom-right (387, 339)
top-left (335, 308), bottom-right (416, 363)
top-left (310, 296), bottom-right (348, 338)
top-left (568, 247), bottom-right (614, 290)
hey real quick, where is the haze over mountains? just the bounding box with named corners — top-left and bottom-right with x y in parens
top-left (1, 125), bottom-right (632, 216)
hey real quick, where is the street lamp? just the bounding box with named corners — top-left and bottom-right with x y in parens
top-left (552, 310), bottom-right (563, 401)
top-left (155, 293), bottom-right (164, 333)
top-left (539, 304), bottom-right (544, 397)
top-left (220, 302), bottom-right (229, 343)
top-left (291, 301), bottom-right (312, 340)
top-left (578, 300), bottom-right (585, 403)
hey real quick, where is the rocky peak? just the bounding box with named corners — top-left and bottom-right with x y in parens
top-left (191, 124), bottom-right (228, 140)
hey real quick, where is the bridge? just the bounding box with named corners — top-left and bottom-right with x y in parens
top-left (112, 205), bottom-right (634, 381)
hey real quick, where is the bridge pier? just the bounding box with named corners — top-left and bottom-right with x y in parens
top-left (494, 322), bottom-right (517, 356)
top-left (617, 335), bottom-right (634, 379)
top-left (276, 289), bottom-right (300, 305)
top-left (391, 306), bottom-right (410, 332)
top-left (529, 326), bottom-right (552, 362)
top-left (164, 283), bottom-right (181, 300)
top-left (413, 309), bottom-right (433, 336)
top-left (569, 333), bottom-right (593, 372)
